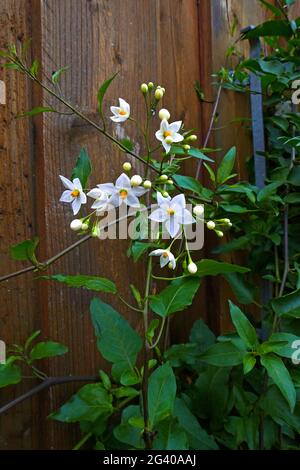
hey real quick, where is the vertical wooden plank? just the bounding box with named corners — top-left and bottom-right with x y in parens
top-left (0, 0), bottom-right (41, 450)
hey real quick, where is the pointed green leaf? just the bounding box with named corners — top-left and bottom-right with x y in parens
top-left (30, 341), bottom-right (68, 360)
top-left (229, 300), bottom-right (258, 349)
top-left (43, 274), bottom-right (116, 294)
top-left (200, 341), bottom-right (244, 366)
top-left (10, 237), bottom-right (39, 262)
top-left (217, 146), bottom-right (236, 184)
top-left (148, 363), bottom-right (176, 428)
top-left (97, 72), bottom-right (118, 118)
top-left (71, 148), bottom-right (92, 189)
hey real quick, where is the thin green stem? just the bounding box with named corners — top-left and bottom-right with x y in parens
top-left (149, 317), bottom-right (166, 350)
top-left (118, 294), bottom-right (144, 313)
top-left (73, 432), bottom-right (92, 450)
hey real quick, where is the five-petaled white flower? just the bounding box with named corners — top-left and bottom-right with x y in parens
top-left (59, 176), bottom-right (87, 215)
top-left (110, 98), bottom-right (130, 122)
top-left (155, 119), bottom-right (183, 153)
top-left (149, 192), bottom-right (195, 238)
top-left (149, 249), bottom-right (176, 270)
top-left (87, 183), bottom-right (115, 212)
top-left (109, 173), bottom-right (147, 208)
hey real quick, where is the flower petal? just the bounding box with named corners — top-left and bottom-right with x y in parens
top-left (87, 188), bottom-right (103, 199)
top-left (116, 173), bottom-right (131, 189)
top-left (165, 217), bottom-right (181, 238)
top-left (60, 190), bottom-right (73, 203)
top-left (169, 121), bottom-right (182, 133)
top-left (149, 208), bottom-right (167, 222)
top-left (155, 130), bottom-right (164, 142)
top-left (171, 193), bottom-right (186, 209)
top-left (168, 252), bottom-right (176, 270)
top-left (73, 178), bottom-right (83, 191)
top-left (110, 106), bottom-right (120, 115)
top-left (59, 175), bottom-right (74, 190)
top-left (72, 197), bottom-right (82, 215)
top-left (162, 139), bottom-right (171, 153)
top-left (176, 208), bottom-right (195, 225)
top-left (133, 186), bottom-right (148, 197)
top-left (172, 133), bottom-right (184, 143)
top-left (126, 192), bottom-right (140, 207)
top-left (160, 119), bottom-right (169, 132)
top-left (97, 183), bottom-right (115, 195)
top-left (149, 249), bottom-right (164, 257)
top-left (157, 192), bottom-right (171, 206)
top-left (109, 193), bottom-right (121, 207)
top-left (80, 192), bottom-right (87, 204)
top-left (119, 98), bottom-right (130, 114)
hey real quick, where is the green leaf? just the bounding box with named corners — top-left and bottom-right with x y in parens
top-left (260, 354), bottom-right (296, 411)
top-left (146, 319), bottom-right (160, 344)
top-left (228, 300), bottom-right (258, 349)
top-left (10, 237), bottom-right (39, 263)
top-left (213, 236), bottom-right (250, 254)
top-left (97, 72), bottom-right (118, 118)
top-left (71, 148), bottom-right (92, 189)
top-left (217, 146), bottom-right (236, 184)
top-left (30, 341), bottom-right (68, 360)
top-left (173, 174), bottom-right (203, 194)
top-left (269, 332), bottom-right (300, 359)
top-left (114, 406), bottom-right (145, 449)
top-left (174, 398), bottom-right (218, 450)
top-left (242, 20), bottom-right (293, 39)
top-left (153, 418), bottom-right (189, 450)
top-left (51, 66), bottom-right (68, 84)
top-left (24, 330), bottom-right (41, 351)
top-left (150, 277), bottom-right (201, 318)
top-left (148, 363), bottom-right (176, 428)
top-left (224, 273), bottom-right (256, 304)
top-left (30, 59), bottom-right (39, 77)
top-left (90, 298), bottom-right (142, 380)
top-left (0, 364), bottom-right (22, 388)
top-left (258, 0), bottom-right (284, 17)
top-left (271, 289), bottom-right (300, 318)
top-left (43, 274), bottom-right (116, 294)
top-left (203, 162), bottom-right (216, 184)
top-left (130, 241), bottom-right (158, 262)
top-left (243, 353), bottom-right (256, 374)
top-left (50, 383), bottom-right (113, 422)
top-left (189, 319), bottom-right (216, 352)
top-left (200, 341), bottom-right (244, 366)
top-left (187, 147), bottom-right (214, 162)
top-left (119, 137), bottom-right (134, 152)
top-left (195, 259), bottom-right (250, 276)
top-left (17, 107), bottom-right (57, 118)
top-left (259, 386), bottom-right (300, 434)
top-left (130, 284), bottom-right (142, 308)
top-left (284, 193), bottom-right (300, 204)
top-left (257, 182), bottom-right (281, 203)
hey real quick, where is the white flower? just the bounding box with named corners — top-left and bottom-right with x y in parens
top-left (110, 98), bottom-right (130, 122)
top-left (149, 192), bottom-right (195, 238)
top-left (149, 249), bottom-right (176, 269)
top-left (193, 205), bottom-right (204, 217)
top-left (59, 176), bottom-right (87, 215)
top-left (155, 119), bottom-right (184, 153)
top-left (110, 173), bottom-right (148, 208)
top-left (87, 185), bottom-right (113, 212)
top-left (188, 262), bottom-right (198, 274)
top-left (207, 220), bottom-right (215, 230)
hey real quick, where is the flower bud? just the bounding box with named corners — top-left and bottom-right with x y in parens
top-left (187, 134), bottom-right (197, 142)
top-left (162, 191), bottom-right (169, 198)
top-left (123, 161), bottom-right (132, 172)
top-left (161, 87), bottom-right (166, 93)
top-left (143, 180), bottom-right (152, 189)
top-left (193, 205), bottom-right (204, 217)
top-left (228, 222), bottom-right (233, 227)
top-left (155, 88), bottom-right (164, 100)
top-left (165, 136), bottom-right (173, 145)
top-left (159, 108), bottom-right (170, 120)
top-left (70, 219), bottom-right (83, 232)
top-left (131, 174), bottom-right (143, 187)
top-left (159, 174), bottom-right (168, 181)
top-left (81, 223), bottom-right (89, 231)
top-left (168, 261), bottom-right (175, 270)
top-left (183, 144), bottom-right (191, 151)
top-left (167, 179), bottom-right (174, 185)
top-left (140, 83), bottom-right (148, 94)
top-left (216, 230), bottom-right (224, 238)
top-left (207, 220), bottom-right (215, 230)
top-left (188, 262), bottom-right (198, 274)
top-left (148, 81), bottom-right (154, 89)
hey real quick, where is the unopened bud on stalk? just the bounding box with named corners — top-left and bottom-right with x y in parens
top-left (216, 230), bottom-right (224, 238)
top-left (131, 174), bottom-right (143, 187)
top-left (168, 261), bottom-right (175, 270)
top-left (207, 220), bottom-right (215, 230)
top-left (143, 180), bottom-right (152, 189)
top-left (188, 262), bottom-right (198, 274)
top-left (159, 174), bottom-right (168, 182)
top-left (165, 136), bottom-right (173, 145)
top-left (159, 108), bottom-right (170, 120)
top-left (167, 179), bottom-right (174, 185)
top-left (81, 223), bottom-right (89, 231)
top-left (183, 144), bottom-right (191, 151)
top-left (123, 162), bottom-right (132, 172)
top-left (148, 81), bottom-right (154, 89)
top-left (70, 219), bottom-right (83, 232)
top-left (193, 205), bottom-right (204, 217)
top-left (162, 191), bottom-right (169, 198)
top-left (155, 88), bottom-right (164, 100)
top-left (141, 83), bottom-right (148, 94)
top-left (187, 134), bottom-right (197, 142)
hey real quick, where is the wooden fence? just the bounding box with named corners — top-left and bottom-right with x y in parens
top-left (0, 0), bottom-right (298, 450)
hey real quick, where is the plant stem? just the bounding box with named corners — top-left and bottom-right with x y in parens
top-left (118, 294), bottom-right (144, 313)
top-left (0, 375), bottom-right (98, 415)
top-left (149, 317), bottom-right (166, 349)
top-left (141, 257), bottom-right (153, 450)
top-left (73, 432), bottom-right (92, 450)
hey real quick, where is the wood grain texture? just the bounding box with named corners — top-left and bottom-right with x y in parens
top-left (0, 0), bottom-right (41, 450)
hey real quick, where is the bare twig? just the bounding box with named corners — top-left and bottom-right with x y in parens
top-left (0, 375), bottom-right (98, 415)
